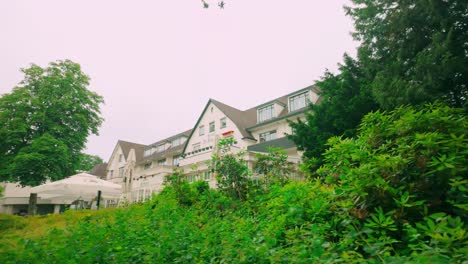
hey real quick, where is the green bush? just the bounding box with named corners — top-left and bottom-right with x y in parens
top-left (1, 104), bottom-right (465, 263)
top-left (317, 103), bottom-right (467, 261)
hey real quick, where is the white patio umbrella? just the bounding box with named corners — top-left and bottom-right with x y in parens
top-left (31, 172), bottom-right (122, 203)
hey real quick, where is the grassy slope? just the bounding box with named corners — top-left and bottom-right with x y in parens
top-left (0, 209), bottom-right (116, 255)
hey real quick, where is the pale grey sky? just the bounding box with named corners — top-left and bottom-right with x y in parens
top-left (0, 0), bottom-right (358, 161)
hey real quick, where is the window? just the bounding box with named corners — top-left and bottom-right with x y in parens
top-left (172, 137), bottom-right (185, 147)
top-left (144, 149), bottom-right (152, 157)
top-left (203, 171), bottom-right (211, 181)
top-left (199, 125), bottom-right (205, 136)
top-left (158, 159), bottom-right (166, 166)
top-left (118, 167), bottom-right (124, 177)
top-left (144, 162), bottom-right (152, 170)
top-left (258, 104), bottom-right (275, 123)
top-left (220, 117), bottom-right (227, 129)
top-left (209, 122), bottom-right (215, 133)
top-left (109, 170), bottom-right (114, 178)
top-left (119, 154), bottom-right (123, 162)
top-left (259, 130), bottom-right (277, 142)
top-left (187, 174), bottom-right (198, 183)
top-left (173, 155), bottom-right (180, 166)
top-left (289, 91), bottom-right (310, 112)
top-left (193, 143), bottom-right (200, 151)
top-left (138, 189), bottom-right (144, 202)
top-left (155, 144), bottom-right (165, 152)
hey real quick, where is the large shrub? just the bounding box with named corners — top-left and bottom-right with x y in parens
top-left (318, 103), bottom-right (467, 261)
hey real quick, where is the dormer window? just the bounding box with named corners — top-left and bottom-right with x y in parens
top-left (258, 104), bottom-right (275, 123)
top-left (155, 144), bottom-right (165, 152)
top-left (289, 91), bottom-right (310, 112)
top-left (171, 137), bottom-right (185, 147)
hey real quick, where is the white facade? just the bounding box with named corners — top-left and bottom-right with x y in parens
top-left (0, 85), bottom-right (319, 213)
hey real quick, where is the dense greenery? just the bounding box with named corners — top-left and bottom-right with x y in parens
top-left (75, 153), bottom-right (104, 172)
top-left (290, 0), bottom-right (467, 162)
top-left (211, 138), bottom-right (251, 200)
top-left (0, 60), bottom-right (104, 186)
top-left (1, 104), bottom-right (466, 263)
top-left (347, 0), bottom-right (467, 109)
top-left (289, 55), bottom-right (378, 163)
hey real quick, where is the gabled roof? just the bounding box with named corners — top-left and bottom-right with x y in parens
top-left (117, 140), bottom-right (146, 162)
top-left (182, 85), bottom-right (318, 153)
top-left (210, 99), bottom-right (257, 140)
top-left (146, 129), bottom-right (192, 147)
top-left (89, 163), bottom-right (108, 179)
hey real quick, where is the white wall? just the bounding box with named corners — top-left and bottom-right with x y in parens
top-left (106, 145), bottom-right (127, 182)
top-left (180, 101), bottom-right (247, 166)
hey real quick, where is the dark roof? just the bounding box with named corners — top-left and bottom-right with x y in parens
top-left (245, 85), bottom-right (317, 131)
top-left (138, 144), bottom-right (185, 165)
top-left (182, 85), bottom-right (318, 153)
top-left (247, 137), bottom-right (297, 152)
top-left (146, 129), bottom-right (192, 147)
top-left (117, 140), bottom-right (147, 162)
top-left (211, 99), bottom-right (257, 140)
top-left (138, 130), bottom-right (192, 164)
top-left (89, 163), bottom-right (108, 179)
top-left (214, 85), bottom-right (317, 134)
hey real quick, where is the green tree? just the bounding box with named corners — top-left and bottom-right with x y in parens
top-left (346, 0), bottom-right (467, 109)
top-left (211, 137), bottom-right (251, 200)
top-left (0, 60), bottom-right (104, 186)
top-left (318, 103), bottom-right (467, 260)
top-left (254, 147), bottom-right (295, 185)
top-left (289, 54), bottom-right (378, 165)
top-left (75, 153), bottom-right (104, 172)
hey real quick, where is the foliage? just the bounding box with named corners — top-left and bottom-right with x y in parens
top-left (254, 146), bottom-right (295, 185)
top-left (1, 108), bottom-right (466, 263)
top-left (163, 167), bottom-right (209, 206)
top-left (0, 60), bottom-right (104, 186)
top-left (75, 153), bottom-right (104, 172)
top-left (211, 137), bottom-right (251, 200)
top-left (346, 0), bottom-right (467, 109)
top-left (317, 103), bottom-right (467, 261)
top-left (201, 0), bottom-right (226, 9)
top-left (289, 54), bottom-right (378, 164)
top-left (290, 0), bottom-right (467, 165)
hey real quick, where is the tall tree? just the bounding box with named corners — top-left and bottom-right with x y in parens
top-left (346, 0), bottom-right (467, 109)
top-left (289, 54), bottom-right (378, 162)
top-left (0, 60), bottom-right (104, 186)
top-left (75, 153), bottom-right (104, 172)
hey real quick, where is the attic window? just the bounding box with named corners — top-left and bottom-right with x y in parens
top-left (289, 91), bottom-right (310, 112)
top-left (155, 144), bottom-right (165, 152)
top-left (172, 137), bottom-right (185, 147)
top-left (258, 104), bottom-right (275, 123)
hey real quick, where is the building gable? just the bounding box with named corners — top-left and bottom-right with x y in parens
top-left (182, 100), bottom-right (254, 155)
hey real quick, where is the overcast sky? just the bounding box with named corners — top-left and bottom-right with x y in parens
top-left (0, 0), bottom-right (358, 161)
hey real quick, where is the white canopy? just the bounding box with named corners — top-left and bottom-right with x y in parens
top-left (31, 172), bottom-right (122, 203)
